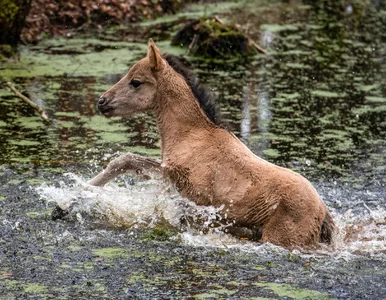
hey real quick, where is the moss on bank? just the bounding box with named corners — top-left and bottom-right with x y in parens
top-left (0, 0), bottom-right (32, 58)
top-left (172, 18), bottom-right (257, 60)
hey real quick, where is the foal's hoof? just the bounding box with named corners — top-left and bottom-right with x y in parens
top-left (51, 204), bottom-right (72, 220)
top-left (226, 226), bottom-right (263, 241)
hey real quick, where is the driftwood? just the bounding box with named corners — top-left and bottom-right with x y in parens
top-left (6, 82), bottom-right (50, 123)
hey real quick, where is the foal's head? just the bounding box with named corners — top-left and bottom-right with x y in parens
top-left (98, 39), bottom-right (166, 117)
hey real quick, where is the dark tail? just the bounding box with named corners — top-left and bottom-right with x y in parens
top-left (320, 211), bottom-right (336, 244)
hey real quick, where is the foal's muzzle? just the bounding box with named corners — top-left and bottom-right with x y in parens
top-left (98, 96), bottom-right (113, 115)
top-left (98, 96), bottom-right (107, 106)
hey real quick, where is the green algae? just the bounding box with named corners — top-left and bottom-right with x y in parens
top-left (26, 208), bottom-right (52, 218)
top-left (281, 92), bottom-right (300, 99)
top-left (15, 117), bottom-right (45, 129)
top-left (311, 90), bottom-right (341, 98)
top-left (0, 35), bottom-right (190, 81)
top-left (83, 115), bottom-right (124, 132)
top-left (24, 283), bottom-right (49, 294)
top-left (152, 40), bottom-right (187, 57)
top-left (6, 179), bottom-right (23, 185)
top-left (54, 111), bottom-right (81, 117)
top-left (2, 279), bottom-right (21, 290)
top-left (253, 265), bottom-right (267, 271)
top-left (126, 273), bottom-right (148, 285)
top-left (140, 227), bottom-right (176, 241)
top-left (263, 149), bottom-right (281, 159)
top-left (67, 245), bottom-right (82, 252)
top-left (0, 40), bottom-right (143, 81)
top-left (365, 96), bottom-right (386, 103)
top-left (286, 63), bottom-right (312, 69)
top-left (59, 263), bottom-right (72, 269)
top-left (2, 280), bottom-right (49, 295)
top-left (254, 282), bottom-right (331, 299)
top-left (97, 131), bottom-right (129, 144)
top-left (352, 105), bottom-right (386, 115)
top-left (260, 24), bottom-right (299, 32)
top-left (359, 84), bottom-right (379, 92)
top-left (56, 120), bottom-right (77, 128)
top-left (92, 247), bottom-right (130, 259)
top-left (8, 140), bottom-right (42, 146)
top-left (127, 146), bottom-right (161, 157)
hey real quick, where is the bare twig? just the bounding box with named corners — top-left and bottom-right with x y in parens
top-left (213, 15), bottom-right (226, 25)
top-left (213, 15), bottom-right (267, 55)
top-left (248, 40), bottom-right (267, 55)
top-left (186, 34), bottom-right (198, 55)
top-left (6, 82), bottom-right (51, 123)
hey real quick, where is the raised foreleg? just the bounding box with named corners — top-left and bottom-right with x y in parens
top-left (88, 152), bottom-right (162, 186)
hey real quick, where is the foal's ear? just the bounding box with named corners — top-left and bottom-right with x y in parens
top-left (147, 38), bottom-right (164, 71)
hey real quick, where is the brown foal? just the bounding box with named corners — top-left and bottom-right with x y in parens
top-left (90, 39), bottom-right (336, 248)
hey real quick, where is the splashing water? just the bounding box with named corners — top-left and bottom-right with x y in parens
top-left (36, 173), bottom-right (386, 257)
top-left (36, 173), bottom-right (225, 233)
top-left (333, 207), bottom-right (386, 256)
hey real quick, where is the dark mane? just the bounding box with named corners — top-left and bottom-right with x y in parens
top-left (163, 54), bottom-right (222, 126)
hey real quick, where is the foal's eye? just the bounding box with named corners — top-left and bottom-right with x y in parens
top-left (130, 79), bottom-right (142, 88)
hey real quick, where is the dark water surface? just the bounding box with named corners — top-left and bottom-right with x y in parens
top-left (0, 0), bottom-right (385, 298)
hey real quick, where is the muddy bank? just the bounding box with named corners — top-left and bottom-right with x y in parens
top-left (22, 0), bottom-right (191, 43)
top-left (0, 166), bottom-right (385, 299)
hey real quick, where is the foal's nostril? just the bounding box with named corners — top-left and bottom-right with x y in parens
top-left (98, 97), bottom-right (107, 106)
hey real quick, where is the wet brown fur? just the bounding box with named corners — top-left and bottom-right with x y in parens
top-left (93, 39), bottom-right (336, 248)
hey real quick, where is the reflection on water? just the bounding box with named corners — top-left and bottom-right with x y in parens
top-left (223, 0), bottom-right (386, 185)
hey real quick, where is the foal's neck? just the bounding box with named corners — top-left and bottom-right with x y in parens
top-left (155, 68), bottom-right (215, 157)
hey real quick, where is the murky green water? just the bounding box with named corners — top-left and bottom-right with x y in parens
top-left (0, 0), bottom-right (385, 298)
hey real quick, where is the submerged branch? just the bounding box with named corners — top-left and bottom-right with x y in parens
top-left (6, 82), bottom-right (51, 123)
